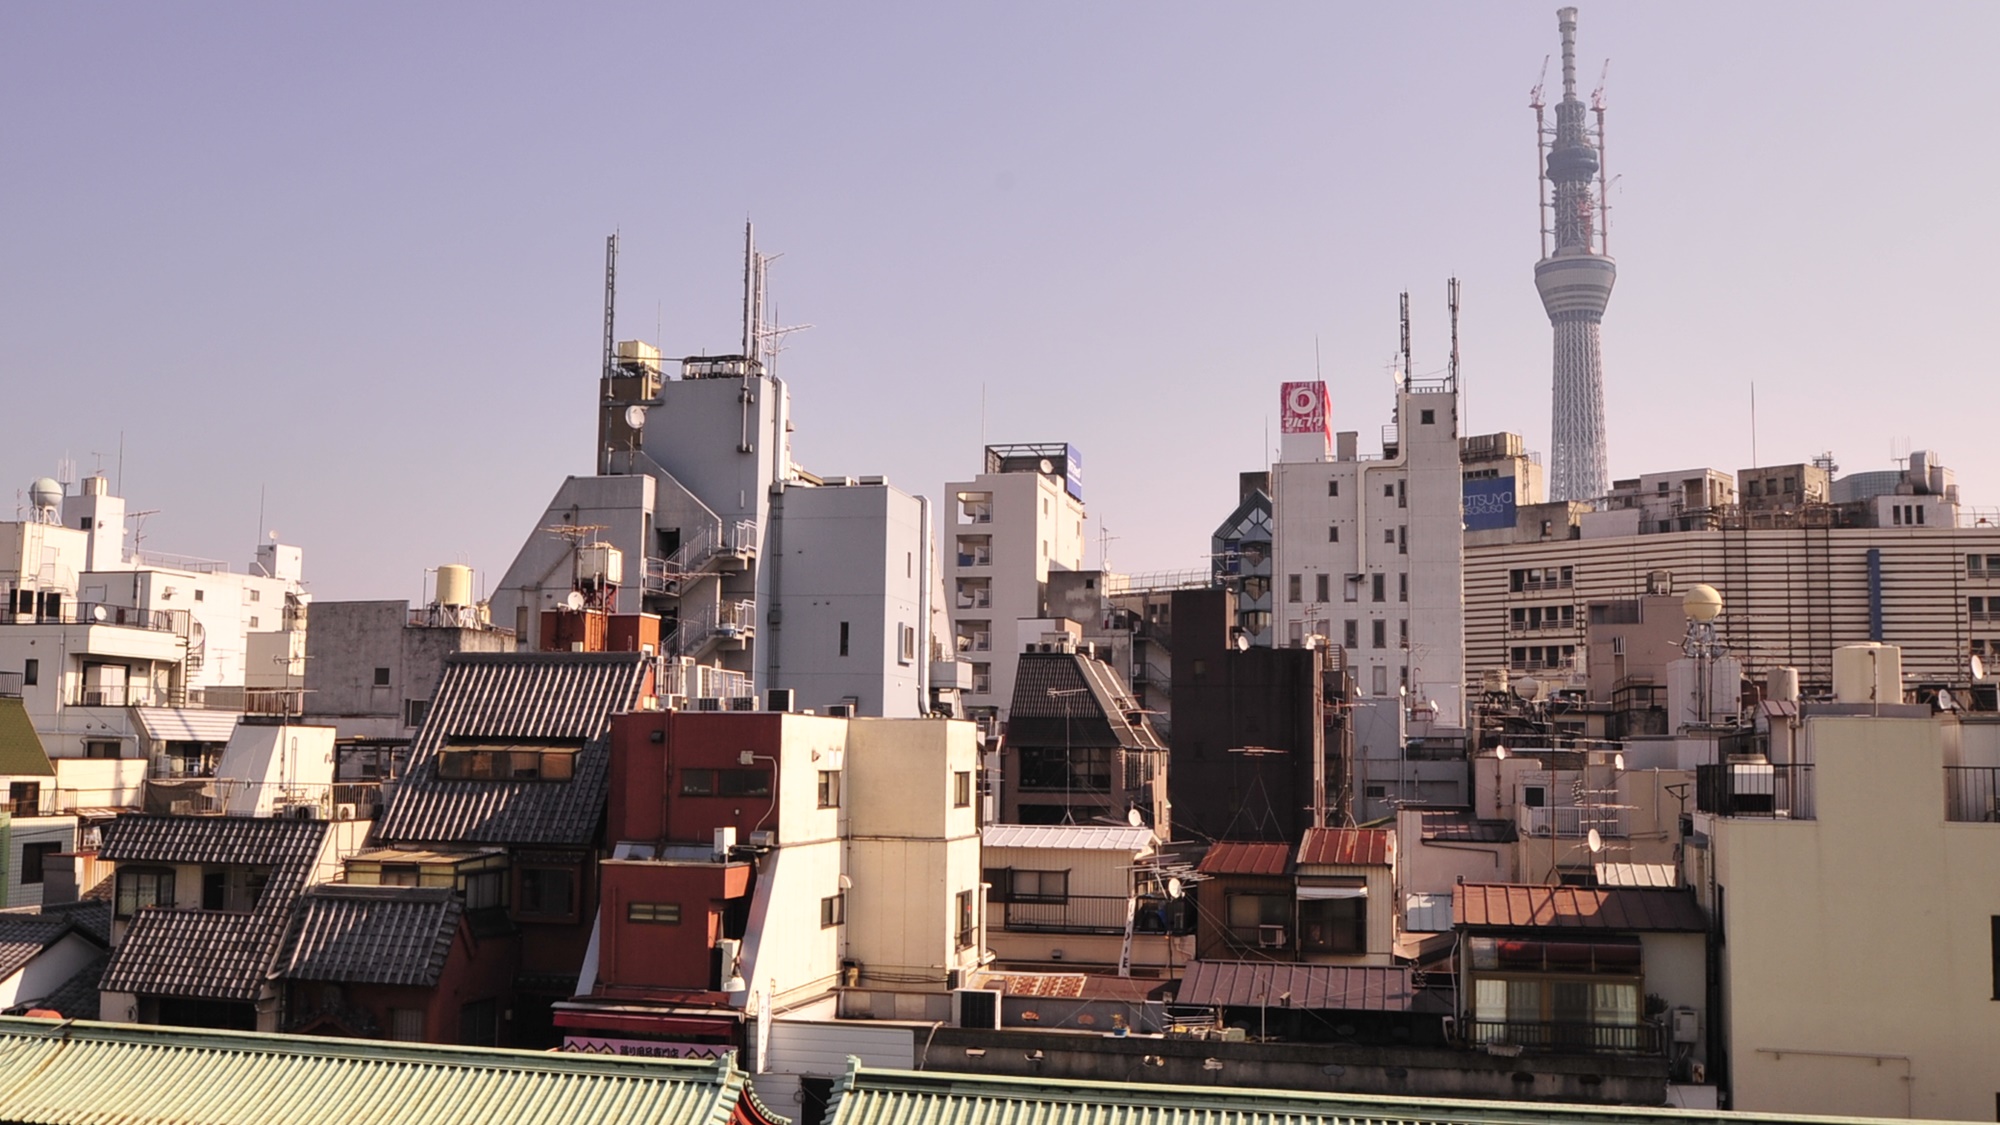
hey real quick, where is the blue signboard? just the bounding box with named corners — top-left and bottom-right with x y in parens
top-left (1064, 445), bottom-right (1085, 503)
top-left (1463, 477), bottom-right (1518, 532)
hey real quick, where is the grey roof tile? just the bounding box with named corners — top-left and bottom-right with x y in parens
top-left (374, 652), bottom-right (649, 848)
top-left (1007, 652), bottom-right (1164, 751)
top-left (277, 885), bottom-right (463, 987)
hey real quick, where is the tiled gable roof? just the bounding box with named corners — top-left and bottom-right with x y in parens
top-left (277, 885), bottom-right (462, 987)
top-left (0, 914), bottom-right (98, 981)
top-left (100, 814), bottom-right (330, 868)
top-left (374, 652), bottom-right (649, 848)
top-left (1176, 960), bottom-right (1414, 1012)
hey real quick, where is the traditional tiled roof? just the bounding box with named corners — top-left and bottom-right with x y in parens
top-left (0, 914), bottom-right (94, 980)
top-left (1453, 883), bottom-right (1708, 932)
top-left (1296, 827), bottom-right (1393, 867)
top-left (1194, 841), bottom-right (1292, 876)
top-left (1006, 652), bottom-right (1164, 752)
top-left (982, 824), bottom-right (1155, 852)
top-left (374, 652), bottom-right (650, 848)
top-left (1175, 960), bottom-right (1415, 1012)
top-left (0, 698), bottom-right (55, 778)
top-left (26, 953), bottom-right (106, 1018)
top-left (0, 1017), bottom-right (769, 1125)
top-left (98, 815), bottom-right (329, 1002)
top-left (277, 885), bottom-right (463, 987)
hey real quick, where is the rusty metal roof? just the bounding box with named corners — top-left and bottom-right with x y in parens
top-left (1296, 828), bottom-right (1393, 867)
top-left (1175, 960), bottom-right (1415, 1012)
top-left (1194, 841), bottom-right (1293, 876)
top-left (1452, 883), bottom-right (1707, 932)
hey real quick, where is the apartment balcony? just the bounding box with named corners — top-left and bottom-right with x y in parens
top-left (956, 632), bottom-right (992, 654)
top-left (1469, 1018), bottom-right (1663, 1057)
top-left (996, 894), bottom-right (1189, 937)
top-left (141, 778), bottom-right (383, 820)
top-left (1944, 766), bottom-right (2000, 822)
top-left (956, 592), bottom-right (992, 611)
top-left (0, 671), bottom-right (20, 698)
top-left (0, 601), bottom-right (186, 634)
top-left (1696, 761), bottom-right (1815, 820)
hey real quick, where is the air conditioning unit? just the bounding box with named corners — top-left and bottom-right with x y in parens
top-left (335, 803), bottom-right (358, 820)
top-left (716, 938), bottom-right (742, 984)
top-left (824, 703), bottom-right (854, 719)
top-left (1257, 925), bottom-right (1287, 949)
top-left (766, 688), bottom-right (796, 712)
top-left (1671, 1007), bottom-right (1699, 1045)
top-left (727, 696), bottom-right (757, 712)
top-left (666, 694), bottom-right (688, 711)
top-left (695, 697), bottom-right (723, 712)
top-left (285, 803), bottom-right (321, 821)
top-left (952, 987), bottom-right (1002, 1029)
top-left (747, 830), bottom-right (776, 847)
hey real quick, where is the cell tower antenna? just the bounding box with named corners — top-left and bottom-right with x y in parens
top-left (1531, 54), bottom-right (1550, 259)
top-left (1592, 59), bottom-right (1611, 255)
top-left (602, 233), bottom-right (618, 382)
top-left (741, 221), bottom-right (756, 358)
top-left (1398, 291), bottom-right (1412, 384)
top-left (1448, 276), bottom-right (1462, 388)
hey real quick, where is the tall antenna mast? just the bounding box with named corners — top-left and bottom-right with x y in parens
top-left (1398, 291), bottom-right (1412, 383)
top-left (1530, 54), bottom-right (1550, 260)
top-left (602, 234), bottom-right (618, 381)
top-left (1447, 277), bottom-right (1461, 387)
top-left (1592, 60), bottom-right (1611, 256)
top-left (740, 221), bottom-right (756, 358)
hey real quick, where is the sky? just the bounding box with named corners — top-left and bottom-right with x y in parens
top-left (3, 3), bottom-right (1996, 601)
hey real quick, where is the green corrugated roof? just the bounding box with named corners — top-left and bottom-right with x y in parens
top-left (0, 699), bottom-right (54, 778)
top-left (0, 1017), bottom-right (769, 1125)
top-left (826, 1064), bottom-right (1946, 1125)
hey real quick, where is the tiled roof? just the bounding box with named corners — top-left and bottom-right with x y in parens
top-left (374, 652), bottom-right (649, 848)
top-left (0, 1016), bottom-right (764, 1125)
top-left (98, 816), bottom-right (329, 1002)
top-left (1175, 960), bottom-right (1415, 1012)
top-left (0, 698), bottom-right (55, 778)
top-left (278, 886), bottom-right (463, 987)
top-left (1296, 828), bottom-right (1393, 867)
top-left (1006, 652), bottom-right (1164, 752)
top-left (0, 914), bottom-right (95, 980)
top-left (982, 824), bottom-right (1155, 852)
top-left (1194, 841), bottom-right (1292, 876)
top-left (1453, 883), bottom-right (1708, 932)
top-left (25, 953), bottom-right (106, 1018)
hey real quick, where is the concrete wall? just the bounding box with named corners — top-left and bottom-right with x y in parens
top-left (4, 817), bottom-right (78, 908)
top-left (1706, 712), bottom-right (2000, 1119)
top-left (304, 600), bottom-right (512, 738)
top-left (756, 1018), bottom-right (915, 1124)
top-left (768, 484), bottom-right (924, 718)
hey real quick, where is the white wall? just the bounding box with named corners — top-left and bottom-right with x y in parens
top-left (0, 931), bottom-right (99, 1011)
top-left (769, 484), bottom-right (925, 718)
top-left (943, 466), bottom-right (1085, 725)
top-left (756, 1018), bottom-right (915, 1124)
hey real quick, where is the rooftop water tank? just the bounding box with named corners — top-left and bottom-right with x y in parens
top-left (1767, 667), bottom-right (1799, 704)
top-left (578, 543), bottom-right (624, 586)
top-left (1832, 643), bottom-right (1902, 705)
top-left (435, 564), bottom-right (474, 609)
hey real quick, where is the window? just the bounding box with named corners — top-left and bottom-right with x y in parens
top-left (248, 617), bottom-right (260, 629)
top-left (629, 901), bottom-right (681, 924)
top-left (955, 889), bottom-right (977, 949)
top-left (380, 863), bottom-right (420, 887)
top-left (821, 893), bottom-right (846, 927)
top-left (1327, 480), bottom-right (1339, 497)
top-left (1327, 525), bottom-right (1339, 543)
top-left (680, 768), bottom-right (771, 797)
top-left (1524, 785), bottom-right (1547, 808)
top-left (1372, 665), bottom-right (1389, 695)
top-left (193, 589), bottom-right (205, 602)
top-left (1299, 885), bottom-right (1367, 954)
top-left (248, 589), bottom-right (261, 603)
top-left (8, 781), bottom-right (38, 817)
top-left (20, 659), bottom-right (35, 687)
top-left (1343, 620), bottom-right (1358, 648)
top-left (373, 667), bottom-right (391, 687)
top-left (1972, 555), bottom-right (1985, 575)
top-left (1398, 573), bottom-right (1408, 602)
top-left (1287, 574), bottom-right (1302, 603)
top-left (21, 842), bottom-right (59, 885)
top-left (1384, 484), bottom-right (1395, 498)
top-left (459, 999), bottom-right (498, 1047)
top-left (954, 771), bottom-right (972, 808)
top-left (817, 770), bottom-right (842, 808)
top-left (1225, 893), bottom-right (1290, 945)
top-left (1371, 574), bottom-right (1385, 602)
top-left (404, 698), bottom-right (431, 728)
top-left (391, 1008), bottom-right (426, 1042)
top-left (838, 622), bottom-right (850, 657)
top-left (1364, 784), bottom-right (1385, 799)
top-left (1397, 526), bottom-right (1407, 554)
top-left (203, 871), bottom-right (227, 910)
top-left (1397, 480), bottom-right (1407, 509)
top-left (1400, 619), bottom-right (1409, 648)
top-left (1992, 916), bottom-right (2000, 1000)
top-left (1372, 620), bottom-right (1387, 649)
top-left (1420, 409), bottom-right (1435, 425)
top-left (1017, 746), bottom-right (1111, 791)
top-left (438, 745), bottom-right (577, 781)
top-left (1384, 528), bottom-right (1395, 544)
top-left (517, 866), bottom-right (576, 918)
top-left (462, 868), bottom-right (505, 911)
top-left (1344, 576), bottom-right (1359, 603)
top-left (1315, 574), bottom-right (1329, 602)
top-left (1008, 870), bottom-right (1068, 904)
top-left (115, 868), bottom-right (175, 919)
top-left (899, 624), bottom-right (916, 663)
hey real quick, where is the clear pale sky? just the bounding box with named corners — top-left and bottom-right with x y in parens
top-left (4, 3), bottom-right (1995, 600)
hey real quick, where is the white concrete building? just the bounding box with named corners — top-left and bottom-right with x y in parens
top-left (1270, 379), bottom-right (1466, 820)
top-left (943, 444), bottom-right (1087, 735)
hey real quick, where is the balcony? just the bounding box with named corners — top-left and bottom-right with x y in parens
top-left (1, 601), bottom-right (186, 633)
top-left (1696, 761), bottom-right (1815, 820)
top-left (141, 778), bottom-right (382, 820)
top-left (1944, 767), bottom-right (2000, 822)
top-left (997, 894), bottom-right (1188, 936)
top-left (1517, 804), bottom-right (1627, 839)
top-left (0, 671), bottom-right (20, 698)
top-left (1469, 1018), bottom-right (1663, 1056)
top-left (957, 632), bottom-right (991, 654)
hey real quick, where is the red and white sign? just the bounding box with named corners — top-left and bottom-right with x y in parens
top-left (561, 1036), bottom-right (732, 1059)
top-left (1281, 381), bottom-right (1331, 435)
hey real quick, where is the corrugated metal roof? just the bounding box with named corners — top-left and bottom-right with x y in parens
top-left (1296, 827), bottom-right (1393, 867)
top-left (1453, 883), bottom-right (1707, 932)
top-left (374, 652), bottom-right (649, 847)
top-left (277, 885), bottom-right (463, 987)
top-left (0, 698), bottom-right (54, 778)
top-left (0, 1016), bottom-right (759, 1125)
top-left (1175, 960), bottom-right (1414, 1012)
top-left (98, 816), bottom-right (329, 1001)
top-left (1594, 862), bottom-right (1680, 888)
top-left (981, 824), bottom-right (1155, 852)
top-left (1403, 892), bottom-right (1453, 934)
top-left (1194, 841), bottom-right (1292, 876)
top-left (133, 707), bottom-right (241, 744)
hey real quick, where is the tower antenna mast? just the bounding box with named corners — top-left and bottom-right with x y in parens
top-left (602, 234), bottom-right (618, 382)
top-left (1592, 60), bottom-right (1611, 256)
top-left (1448, 277), bottom-right (1461, 388)
top-left (1530, 54), bottom-right (1550, 260)
top-left (1398, 291), bottom-right (1412, 384)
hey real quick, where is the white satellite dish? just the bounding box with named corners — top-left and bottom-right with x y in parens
top-left (1127, 807), bottom-right (1144, 827)
top-left (1613, 753), bottom-right (1626, 772)
top-left (564, 591), bottom-right (586, 611)
top-left (1038, 458), bottom-right (1054, 474)
top-left (91, 605), bottom-right (107, 622)
top-left (1974, 654), bottom-right (1988, 681)
top-left (624, 404), bottom-right (648, 430)
top-left (1166, 877), bottom-right (1184, 901)
top-left (1586, 828), bottom-right (1603, 854)
top-left (1938, 689), bottom-right (1958, 711)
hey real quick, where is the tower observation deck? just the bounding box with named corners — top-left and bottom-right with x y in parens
top-left (1534, 6), bottom-right (1615, 503)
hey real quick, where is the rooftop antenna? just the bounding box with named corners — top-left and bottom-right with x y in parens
top-left (117, 430), bottom-right (125, 496)
top-left (55, 455), bottom-right (74, 492)
top-left (751, 250), bottom-right (814, 374)
top-left (1398, 291), bottom-right (1412, 385)
top-left (1530, 54), bottom-right (1550, 259)
top-left (602, 233), bottom-right (618, 383)
top-left (741, 221), bottom-right (755, 358)
top-left (1447, 277), bottom-right (1461, 386)
top-left (1592, 60), bottom-right (1611, 255)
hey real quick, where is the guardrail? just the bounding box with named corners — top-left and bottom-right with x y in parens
top-left (1468, 1018), bottom-right (1663, 1056)
top-left (1944, 766), bottom-right (2000, 822)
top-left (141, 778), bottom-right (382, 819)
top-left (1518, 804), bottom-right (1627, 839)
top-left (2, 601), bottom-right (185, 633)
top-left (1696, 762), bottom-right (1815, 820)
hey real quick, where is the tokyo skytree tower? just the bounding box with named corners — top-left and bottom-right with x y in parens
top-left (1533, 7), bottom-right (1616, 502)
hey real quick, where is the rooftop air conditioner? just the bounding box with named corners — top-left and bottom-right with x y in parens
top-left (1257, 925), bottom-right (1287, 949)
top-left (695, 697), bottom-right (723, 712)
top-left (727, 696), bottom-right (757, 712)
top-left (952, 987), bottom-right (1002, 1030)
top-left (335, 803), bottom-right (358, 820)
top-left (824, 703), bottom-right (854, 719)
top-left (766, 688), bottom-right (795, 712)
top-left (666, 694), bottom-right (688, 711)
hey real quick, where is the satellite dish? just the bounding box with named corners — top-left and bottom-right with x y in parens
top-left (91, 605), bottom-right (107, 622)
top-left (1514, 676), bottom-right (1541, 701)
top-left (1038, 459), bottom-right (1054, 474)
top-left (1127, 807), bottom-right (1144, 827)
top-left (1494, 745), bottom-right (1509, 760)
top-left (1613, 753), bottom-right (1626, 772)
top-left (1586, 828), bottom-right (1603, 854)
top-left (564, 591), bottom-right (586, 611)
top-left (1234, 633), bottom-right (1251, 653)
top-left (1938, 689), bottom-right (1957, 711)
top-left (1166, 877), bottom-right (1184, 901)
top-left (1974, 654), bottom-right (1988, 681)
top-left (624, 404), bottom-right (648, 430)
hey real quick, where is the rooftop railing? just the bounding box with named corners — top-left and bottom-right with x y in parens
top-left (1944, 766), bottom-right (2000, 823)
top-left (1696, 761), bottom-right (1815, 820)
top-left (1, 601), bottom-right (186, 634)
top-left (1468, 1018), bottom-right (1663, 1057)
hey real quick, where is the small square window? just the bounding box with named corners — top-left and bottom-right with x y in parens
top-left (193, 590), bottom-right (205, 602)
top-left (954, 771), bottom-right (972, 808)
top-left (817, 769), bottom-right (842, 809)
top-left (821, 893), bottom-right (846, 927)
top-left (373, 667), bottom-right (391, 687)
top-left (1420, 409), bottom-right (1435, 425)
top-left (628, 902), bottom-right (681, 924)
